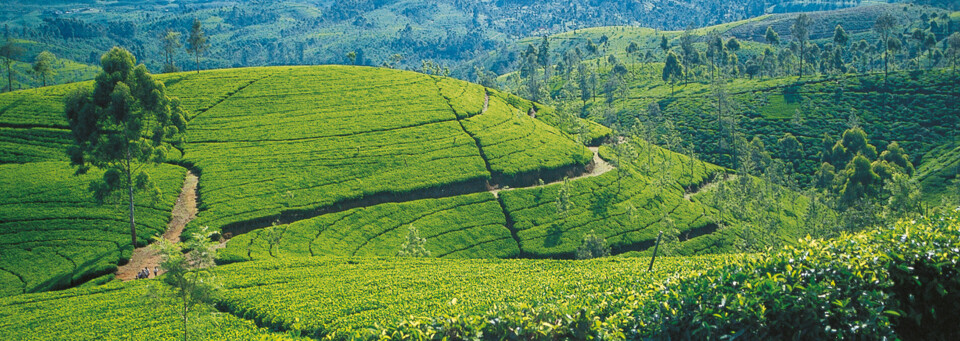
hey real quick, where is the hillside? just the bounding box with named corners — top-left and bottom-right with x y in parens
top-left (0, 0), bottom-right (864, 89)
top-left (2, 210), bottom-right (957, 339)
top-left (469, 3), bottom-right (957, 77)
top-left (0, 162), bottom-right (186, 298)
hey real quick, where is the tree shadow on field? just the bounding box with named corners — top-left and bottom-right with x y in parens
top-left (544, 223), bottom-right (563, 248)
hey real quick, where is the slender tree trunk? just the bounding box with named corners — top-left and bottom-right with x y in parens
top-left (5, 59), bottom-right (11, 92)
top-left (195, 54), bottom-right (200, 74)
top-left (182, 293), bottom-right (188, 341)
top-left (126, 150), bottom-right (137, 247)
top-left (799, 43), bottom-right (805, 79)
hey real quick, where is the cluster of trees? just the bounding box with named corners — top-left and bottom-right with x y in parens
top-left (160, 19), bottom-right (209, 74)
top-left (658, 11), bottom-right (960, 87)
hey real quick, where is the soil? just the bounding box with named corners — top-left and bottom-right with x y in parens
top-left (115, 171), bottom-right (198, 281)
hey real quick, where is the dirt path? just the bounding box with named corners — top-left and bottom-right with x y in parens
top-left (490, 146), bottom-right (613, 197)
top-left (115, 171), bottom-right (198, 281)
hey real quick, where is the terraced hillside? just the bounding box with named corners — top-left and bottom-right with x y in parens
top-left (0, 254), bottom-right (736, 340)
top-left (1, 66), bottom-right (619, 287)
top-left (0, 280), bottom-right (296, 340)
top-left (175, 66), bottom-right (594, 236)
top-left (220, 135), bottom-right (824, 261)
top-left (0, 162), bottom-right (186, 298)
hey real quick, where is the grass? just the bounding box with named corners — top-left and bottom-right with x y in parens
top-left (0, 162), bottom-right (186, 298)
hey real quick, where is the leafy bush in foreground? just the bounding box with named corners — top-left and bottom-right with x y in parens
top-left (379, 210), bottom-right (960, 340)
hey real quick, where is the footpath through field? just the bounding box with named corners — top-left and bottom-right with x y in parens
top-left (489, 146), bottom-right (613, 198)
top-left (115, 171), bottom-right (198, 281)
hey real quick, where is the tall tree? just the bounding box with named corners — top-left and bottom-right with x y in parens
top-left (660, 35), bottom-right (669, 52)
top-left (0, 37), bottom-right (24, 92)
top-left (537, 36), bottom-right (550, 68)
top-left (833, 24), bottom-right (849, 72)
top-left (162, 30), bottom-right (182, 73)
top-left (765, 26), bottom-right (781, 47)
top-left (64, 47), bottom-right (187, 247)
top-left (873, 14), bottom-right (897, 80)
top-left (186, 19), bottom-right (209, 74)
top-left (662, 51), bottom-right (683, 93)
top-left (949, 33), bottom-right (960, 73)
top-left (32, 50), bottom-right (56, 87)
top-left (791, 14), bottom-right (811, 78)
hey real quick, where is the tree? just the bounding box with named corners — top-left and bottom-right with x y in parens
top-left (626, 41), bottom-right (639, 73)
top-left (576, 230), bottom-right (610, 259)
top-left (186, 19), bottom-right (209, 74)
top-left (659, 35), bottom-right (669, 52)
top-left (346, 51), bottom-right (357, 65)
top-left (882, 173), bottom-right (921, 222)
top-left (0, 37), bottom-right (24, 92)
top-left (662, 51), bottom-right (684, 93)
top-left (608, 139), bottom-right (637, 192)
top-left (833, 24), bottom-right (849, 48)
top-left (32, 51), bottom-right (56, 87)
top-left (948, 33), bottom-right (960, 73)
top-left (555, 177), bottom-right (573, 220)
top-left (886, 36), bottom-right (903, 74)
top-left (398, 225), bottom-right (430, 257)
top-left (765, 26), bottom-right (781, 47)
top-left (150, 226), bottom-right (219, 341)
top-left (873, 14), bottom-right (897, 80)
top-left (162, 30), bottom-right (182, 73)
top-left (833, 25), bottom-right (849, 72)
top-left (537, 36), bottom-right (550, 68)
top-left (64, 47), bottom-right (187, 247)
top-left (791, 14), bottom-right (811, 78)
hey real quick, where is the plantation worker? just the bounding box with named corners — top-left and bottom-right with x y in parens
top-left (154, 267), bottom-right (159, 277)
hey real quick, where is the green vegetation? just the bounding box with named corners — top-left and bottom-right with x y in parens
top-left (501, 139), bottom-right (728, 258)
top-left (0, 280), bottom-right (298, 340)
top-left (214, 254), bottom-right (734, 338)
top-left (219, 193), bottom-right (516, 262)
top-left (0, 162), bottom-right (186, 297)
top-left (182, 66), bottom-right (587, 234)
top-left (381, 210), bottom-right (960, 340)
top-left (65, 47), bottom-right (187, 247)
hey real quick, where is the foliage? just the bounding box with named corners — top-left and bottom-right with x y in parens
top-left (575, 230), bottom-right (610, 259)
top-left (0, 280), bottom-right (299, 340)
top-left (151, 225), bottom-right (221, 341)
top-left (397, 225), bottom-right (430, 258)
top-left (379, 210), bottom-right (960, 340)
top-left (64, 47), bottom-right (186, 247)
top-left (187, 19), bottom-right (209, 73)
top-left (213, 255), bottom-right (733, 339)
top-left (31, 50), bottom-right (55, 87)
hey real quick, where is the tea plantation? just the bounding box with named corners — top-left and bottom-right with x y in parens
top-left (212, 255), bottom-right (734, 338)
top-left (3, 210), bottom-right (956, 340)
top-left (219, 192), bottom-right (517, 263)
top-left (0, 162), bottom-right (186, 298)
top-left (0, 280), bottom-right (300, 340)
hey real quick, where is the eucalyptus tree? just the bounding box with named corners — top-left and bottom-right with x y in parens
top-left (64, 47), bottom-right (187, 247)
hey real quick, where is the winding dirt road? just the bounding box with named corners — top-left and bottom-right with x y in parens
top-left (115, 171), bottom-right (198, 281)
